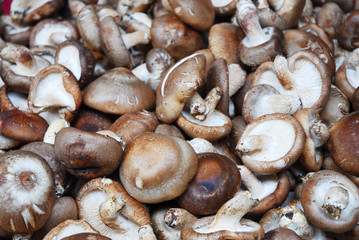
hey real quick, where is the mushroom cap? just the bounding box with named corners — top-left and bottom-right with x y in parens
top-left (335, 64), bottom-right (358, 101)
top-left (0, 150), bottom-right (55, 234)
top-left (263, 228), bottom-right (301, 240)
top-left (83, 67), bottom-right (155, 115)
top-left (300, 170), bottom-right (359, 233)
top-left (337, 10), bottom-right (359, 50)
top-left (238, 26), bottom-right (285, 67)
top-left (120, 132), bottom-right (198, 203)
top-left (150, 14), bottom-right (203, 60)
top-left (76, 5), bottom-right (101, 52)
top-left (176, 110), bottom-right (232, 142)
top-left (236, 113), bottom-right (305, 175)
top-left (61, 233), bottom-right (111, 240)
top-left (177, 152), bottom-right (241, 215)
top-left (54, 127), bottom-right (123, 179)
top-left (43, 219), bottom-right (98, 240)
top-left (166, 0), bottom-right (215, 31)
top-left (76, 177), bottom-right (153, 239)
top-left (72, 107), bottom-right (113, 133)
top-left (328, 111), bottom-right (359, 175)
top-left (156, 52), bottom-right (207, 123)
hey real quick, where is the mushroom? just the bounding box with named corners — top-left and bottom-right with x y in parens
top-left (151, 206), bottom-right (197, 240)
top-left (131, 47), bottom-right (175, 91)
top-left (120, 132), bottom-right (198, 204)
top-left (150, 14), bottom-right (203, 60)
top-left (117, 0), bottom-right (155, 16)
top-left (300, 170), bottom-right (359, 233)
top-left (154, 123), bottom-right (185, 139)
top-left (43, 219), bottom-right (99, 240)
top-left (27, 64), bottom-right (82, 123)
top-left (237, 165), bottom-right (291, 218)
top-left (320, 84), bottom-right (350, 128)
top-left (337, 9), bottom-right (359, 50)
top-left (54, 127), bottom-right (123, 179)
top-left (29, 19), bottom-right (79, 48)
top-left (300, 23), bottom-right (335, 53)
top-left (30, 45), bottom-right (57, 64)
top-left (156, 52), bottom-right (207, 123)
top-left (327, 111), bottom-right (359, 175)
top-left (211, 0), bottom-right (239, 16)
top-left (54, 40), bottom-right (95, 88)
top-left (0, 150), bottom-right (55, 237)
top-left (181, 191), bottom-right (265, 239)
top-left (236, 0), bottom-right (285, 67)
top-left (187, 137), bottom-right (218, 154)
top-left (83, 67), bottom-right (155, 115)
top-left (0, 15), bottom-right (32, 46)
top-left (10, 0), bottom-right (64, 25)
top-left (20, 141), bottom-right (70, 198)
top-left (76, 177), bottom-right (157, 239)
top-left (251, 51), bottom-right (331, 111)
top-left (108, 110), bottom-right (158, 149)
top-left (177, 152), bottom-right (242, 215)
top-left (335, 48), bottom-right (359, 101)
top-left (236, 113), bottom-right (305, 175)
top-left (161, 0), bottom-right (215, 31)
top-left (61, 233), bottom-right (111, 240)
top-left (316, 2), bottom-right (344, 38)
top-left (0, 43), bottom-right (51, 93)
top-left (255, 0), bottom-right (286, 29)
top-left (294, 108), bottom-right (329, 171)
top-left (241, 84), bottom-right (303, 123)
top-left (263, 228), bottom-right (302, 239)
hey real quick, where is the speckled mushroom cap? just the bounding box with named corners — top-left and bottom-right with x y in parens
top-left (236, 113), bottom-right (305, 175)
top-left (0, 150), bottom-right (55, 234)
top-left (120, 132), bottom-right (198, 204)
top-left (76, 177), bottom-right (156, 239)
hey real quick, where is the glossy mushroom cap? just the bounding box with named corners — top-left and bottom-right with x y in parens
top-left (177, 152), bottom-right (241, 215)
top-left (120, 132), bottom-right (198, 203)
top-left (54, 127), bottom-right (123, 179)
top-left (0, 150), bottom-right (55, 234)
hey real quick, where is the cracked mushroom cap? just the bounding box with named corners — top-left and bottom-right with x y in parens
top-left (76, 177), bottom-right (156, 239)
top-left (156, 52), bottom-right (207, 123)
top-left (252, 51), bottom-right (331, 111)
top-left (29, 19), bottom-right (79, 48)
top-left (0, 150), bottom-right (55, 234)
top-left (327, 111), bottom-right (359, 175)
top-left (83, 67), bottom-right (155, 115)
top-left (236, 113), bottom-right (305, 175)
top-left (54, 127), bottom-right (123, 179)
top-left (181, 191), bottom-right (265, 240)
top-left (120, 132), bottom-right (198, 204)
top-left (300, 170), bottom-right (359, 233)
top-left (28, 64), bottom-right (82, 121)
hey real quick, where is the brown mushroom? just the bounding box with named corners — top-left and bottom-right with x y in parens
top-left (54, 127), bottom-right (123, 179)
top-left (61, 233), bottom-right (111, 240)
top-left (263, 228), bottom-right (302, 240)
top-left (0, 150), bottom-right (55, 236)
top-left (120, 132), bottom-right (198, 204)
top-left (76, 177), bottom-right (157, 239)
top-left (236, 113), bottom-right (305, 175)
top-left (72, 107), bottom-right (113, 133)
top-left (300, 170), bottom-right (359, 233)
top-left (0, 15), bottom-right (32, 46)
top-left (337, 9), bottom-right (359, 50)
top-left (177, 152), bottom-right (241, 215)
top-left (268, 0), bottom-right (306, 28)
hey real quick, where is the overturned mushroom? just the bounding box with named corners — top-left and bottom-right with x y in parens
top-left (76, 177), bottom-right (157, 239)
top-left (181, 191), bottom-right (265, 239)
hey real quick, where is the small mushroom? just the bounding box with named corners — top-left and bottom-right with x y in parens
top-left (29, 19), bottom-right (79, 48)
top-left (236, 113), bottom-right (305, 175)
top-left (300, 170), bottom-right (359, 233)
top-left (54, 127), bottom-right (123, 179)
top-left (76, 177), bottom-right (157, 239)
top-left (83, 67), bottom-right (155, 115)
top-left (0, 150), bottom-right (55, 236)
top-left (120, 132), bottom-right (198, 203)
top-left (236, 0), bottom-right (285, 67)
top-left (181, 191), bottom-right (265, 239)
top-left (177, 152), bottom-right (242, 215)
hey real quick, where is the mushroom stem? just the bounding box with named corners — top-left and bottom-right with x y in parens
top-left (99, 195), bottom-right (126, 230)
top-left (164, 208), bottom-right (197, 229)
top-left (274, 55), bottom-right (294, 90)
top-left (237, 165), bottom-right (265, 199)
top-left (138, 225), bottom-right (157, 240)
top-left (122, 31), bottom-right (150, 49)
top-left (236, 0), bottom-right (266, 45)
top-left (310, 120), bottom-right (329, 147)
top-left (187, 87), bottom-right (222, 121)
top-left (236, 134), bottom-right (271, 154)
top-left (322, 186), bottom-right (349, 220)
top-left (207, 191), bottom-right (258, 232)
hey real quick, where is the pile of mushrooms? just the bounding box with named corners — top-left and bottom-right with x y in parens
top-left (0, 0), bottom-right (359, 239)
